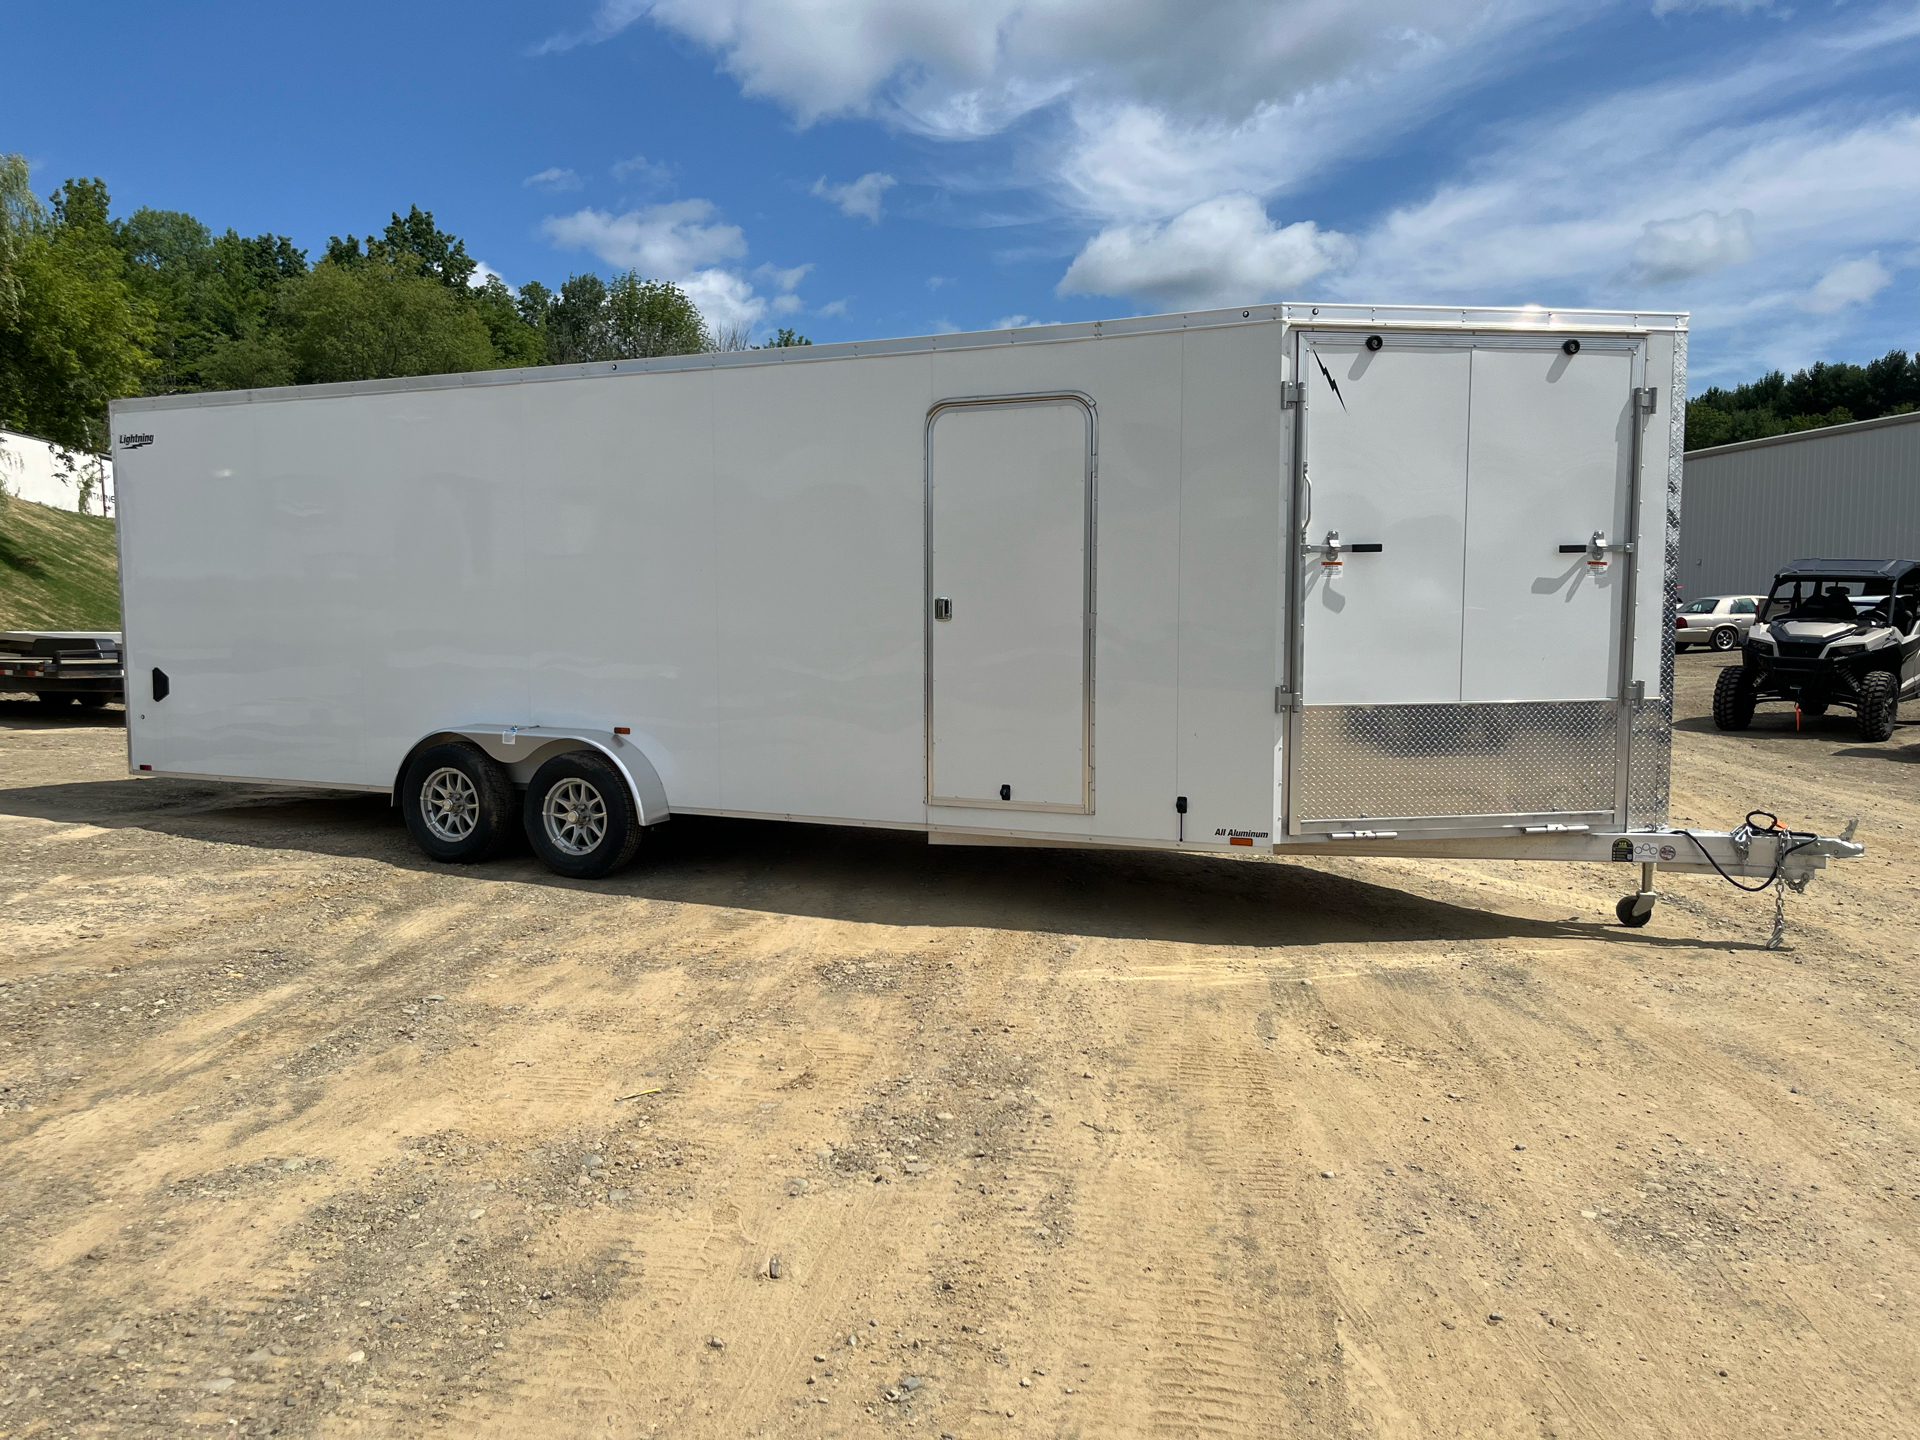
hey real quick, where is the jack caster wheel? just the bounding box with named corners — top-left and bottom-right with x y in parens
top-left (1616, 895), bottom-right (1654, 928)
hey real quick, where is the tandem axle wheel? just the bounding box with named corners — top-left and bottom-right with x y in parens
top-left (1616, 861), bottom-right (1657, 928)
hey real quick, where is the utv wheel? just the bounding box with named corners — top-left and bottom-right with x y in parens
top-left (1709, 626), bottom-right (1738, 652)
top-left (1711, 665), bottom-right (1756, 731)
top-left (524, 750), bottom-right (644, 879)
top-left (402, 742), bottom-right (517, 863)
top-left (1857, 670), bottom-right (1899, 742)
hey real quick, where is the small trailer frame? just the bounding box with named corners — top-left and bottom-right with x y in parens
top-left (107, 301), bottom-right (1863, 919)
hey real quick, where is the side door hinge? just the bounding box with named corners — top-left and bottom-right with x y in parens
top-left (1281, 380), bottom-right (1304, 408)
top-left (1276, 685), bottom-right (1302, 713)
top-left (1634, 386), bottom-right (1658, 412)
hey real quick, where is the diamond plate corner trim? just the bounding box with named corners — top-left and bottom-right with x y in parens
top-left (1626, 697), bottom-right (1672, 829)
top-left (1626, 330), bottom-right (1685, 830)
top-left (1295, 701), bottom-right (1619, 823)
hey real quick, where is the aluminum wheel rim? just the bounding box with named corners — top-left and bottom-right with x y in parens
top-left (421, 766), bottom-right (480, 842)
top-left (542, 778), bottom-right (607, 856)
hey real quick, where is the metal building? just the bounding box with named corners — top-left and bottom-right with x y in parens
top-left (1680, 410), bottom-right (1920, 599)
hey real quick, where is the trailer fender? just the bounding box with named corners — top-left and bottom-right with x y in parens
top-left (398, 726), bottom-right (671, 826)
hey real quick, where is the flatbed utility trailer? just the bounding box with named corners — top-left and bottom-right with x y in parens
top-left (107, 303), bottom-right (1862, 922)
top-left (0, 631), bottom-right (124, 706)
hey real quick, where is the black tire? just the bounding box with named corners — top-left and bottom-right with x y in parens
top-left (1712, 665), bottom-right (1756, 731)
top-left (402, 741), bottom-right (518, 864)
top-left (1857, 670), bottom-right (1899, 743)
top-left (523, 750), bottom-right (644, 879)
top-left (1616, 895), bottom-right (1653, 928)
top-left (1709, 626), bottom-right (1738, 652)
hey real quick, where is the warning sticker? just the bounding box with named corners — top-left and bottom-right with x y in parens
top-left (1615, 840), bottom-right (1677, 862)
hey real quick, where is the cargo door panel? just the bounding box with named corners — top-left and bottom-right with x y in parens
top-left (1287, 332), bottom-right (1644, 836)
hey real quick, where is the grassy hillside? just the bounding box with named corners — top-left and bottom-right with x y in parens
top-left (0, 495), bottom-right (121, 630)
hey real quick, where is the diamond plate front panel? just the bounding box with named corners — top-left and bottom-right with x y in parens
top-left (1295, 701), bottom-right (1619, 823)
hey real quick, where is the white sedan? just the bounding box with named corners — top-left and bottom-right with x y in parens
top-left (1675, 595), bottom-right (1763, 651)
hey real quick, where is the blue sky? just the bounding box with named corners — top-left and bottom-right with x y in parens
top-left (8, 0), bottom-right (1916, 387)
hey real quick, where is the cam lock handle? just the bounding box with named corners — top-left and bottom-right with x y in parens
top-left (1558, 530), bottom-right (1634, 569)
top-left (1304, 529), bottom-right (1385, 568)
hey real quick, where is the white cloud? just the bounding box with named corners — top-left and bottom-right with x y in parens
top-left (1060, 194), bottom-right (1353, 309)
top-left (993, 314), bottom-right (1034, 329)
top-left (468, 260), bottom-right (509, 290)
top-left (816, 299), bottom-right (848, 317)
top-left (812, 172), bottom-right (896, 223)
top-left (611, 154), bottom-right (673, 185)
top-left (1329, 51), bottom-right (1920, 386)
top-left (541, 200), bottom-right (747, 274)
top-left (1802, 254), bottom-right (1892, 314)
top-left (680, 268), bottom-right (765, 331)
top-left (754, 261), bottom-right (813, 291)
top-left (926, 275), bottom-right (952, 290)
top-left (524, 167), bottom-right (583, 192)
top-left (1651, 0), bottom-right (1776, 14)
top-left (541, 199), bottom-right (824, 337)
top-left (1633, 209), bottom-right (1756, 283)
top-left (544, 0), bottom-right (1559, 142)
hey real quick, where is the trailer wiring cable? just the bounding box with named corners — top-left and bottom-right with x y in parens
top-left (1673, 811), bottom-right (1822, 893)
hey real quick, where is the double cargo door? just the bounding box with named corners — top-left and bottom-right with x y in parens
top-left (1288, 332), bottom-right (1648, 834)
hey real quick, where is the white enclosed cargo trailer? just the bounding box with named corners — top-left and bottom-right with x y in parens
top-left (108, 303), bottom-right (1862, 922)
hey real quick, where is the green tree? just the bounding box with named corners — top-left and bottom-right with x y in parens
top-left (467, 275), bottom-right (545, 368)
top-left (0, 168), bottom-right (152, 451)
top-left (606, 271), bottom-right (707, 358)
top-left (755, 327), bottom-right (811, 348)
top-left (515, 279), bottom-right (553, 331)
top-left (0, 154), bottom-right (39, 331)
top-left (1686, 349), bottom-right (1918, 450)
top-left (279, 254), bottom-right (494, 384)
top-left (545, 273), bottom-right (610, 364)
top-left (371, 205), bottom-right (476, 289)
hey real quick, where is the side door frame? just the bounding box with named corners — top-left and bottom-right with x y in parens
top-left (923, 390), bottom-right (1100, 814)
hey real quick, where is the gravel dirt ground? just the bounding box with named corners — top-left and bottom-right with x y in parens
top-left (0, 652), bottom-right (1913, 1440)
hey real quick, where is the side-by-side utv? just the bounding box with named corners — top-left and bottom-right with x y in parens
top-left (1714, 558), bottom-right (1920, 742)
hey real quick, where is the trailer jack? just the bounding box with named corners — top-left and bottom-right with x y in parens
top-left (1616, 862), bottom-right (1659, 928)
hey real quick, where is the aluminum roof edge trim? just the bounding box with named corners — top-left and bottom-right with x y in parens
top-left (109, 300), bottom-right (1690, 417)
top-left (1682, 406), bottom-right (1920, 460)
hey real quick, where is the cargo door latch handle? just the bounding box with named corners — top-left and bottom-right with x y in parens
top-left (1303, 530), bottom-right (1383, 568)
top-left (933, 597), bottom-right (953, 621)
top-left (1559, 530), bottom-right (1633, 567)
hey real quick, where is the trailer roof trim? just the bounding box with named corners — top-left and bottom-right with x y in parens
top-left (109, 301), bottom-right (1688, 417)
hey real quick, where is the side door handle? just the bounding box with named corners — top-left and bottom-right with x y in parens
top-left (933, 597), bottom-right (953, 621)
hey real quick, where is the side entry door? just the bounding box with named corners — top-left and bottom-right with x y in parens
top-left (927, 395), bottom-right (1095, 813)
